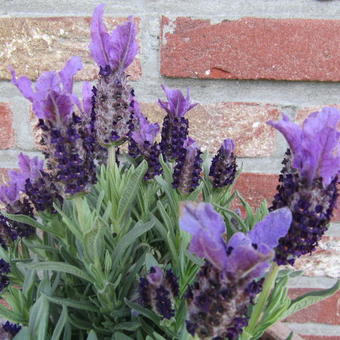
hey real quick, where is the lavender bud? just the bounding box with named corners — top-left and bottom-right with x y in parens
top-left (139, 267), bottom-right (179, 320)
top-left (172, 138), bottom-right (203, 193)
top-left (209, 139), bottom-right (237, 188)
top-left (2, 321), bottom-right (21, 339)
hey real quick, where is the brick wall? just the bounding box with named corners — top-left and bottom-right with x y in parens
top-left (0, 0), bottom-right (339, 338)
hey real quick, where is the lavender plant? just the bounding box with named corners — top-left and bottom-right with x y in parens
top-left (0, 4), bottom-right (339, 340)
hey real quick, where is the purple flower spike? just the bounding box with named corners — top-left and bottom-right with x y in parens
top-left (172, 138), bottom-right (203, 193)
top-left (90, 4), bottom-right (138, 74)
top-left (128, 102), bottom-right (162, 179)
top-left (268, 108), bottom-right (340, 265)
top-left (179, 202), bottom-right (227, 270)
top-left (209, 138), bottom-right (237, 188)
top-left (159, 85), bottom-right (197, 160)
top-left (267, 108), bottom-right (340, 187)
top-left (139, 267), bottom-right (179, 320)
top-left (182, 204), bottom-right (292, 339)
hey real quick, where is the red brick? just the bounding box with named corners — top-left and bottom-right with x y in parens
top-left (233, 173), bottom-right (340, 222)
top-left (161, 17), bottom-right (340, 81)
top-left (293, 236), bottom-right (340, 278)
top-left (0, 17), bottom-right (141, 81)
top-left (141, 102), bottom-right (279, 157)
top-left (284, 288), bottom-right (340, 325)
top-left (0, 103), bottom-right (15, 149)
top-left (300, 336), bottom-right (340, 340)
top-left (234, 173), bottom-right (278, 211)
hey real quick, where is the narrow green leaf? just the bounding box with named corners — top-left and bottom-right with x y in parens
top-left (118, 161), bottom-right (147, 220)
top-left (112, 221), bottom-right (154, 268)
top-left (281, 280), bottom-right (340, 319)
top-left (113, 322), bottom-right (140, 332)
top-left (113, 332), bottom-right (134, 340)
top-left (286, 332), bottom-right (294, 340)
top-left (87, 330), bottom-right (98, 340)
top-left (124, 299), bottom-right (161, 325)
top-left (51, 306), bottom-right (68, 340)
top-left (13, 327), bottom-right (30, 340)
top-left (29, 295), bottom-right (49, 340)
top-left (1, 212), bottom-right (62, 237)
top-left (0, 303), bottom-right (26, 324)
top-left (44, 295), bottom-right (98, 312)
top-left (22, 262), bottom-right (93, 283)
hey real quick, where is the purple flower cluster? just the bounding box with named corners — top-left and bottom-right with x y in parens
top-left (139, 266), bottom-right (179, 319)
top-left (159, 86), bottom-right (197, 161)
top-left (0, 259), bottom-right (10, 293)
top-left (2, 321), bottom-right (21, 338)
top-left (172, 138), bottom-right (203, 193)
top-left (129, 102), bottom-right (162, 179)
top-left (11, 57), bottom-right (96, 196)
top-left (179, 202), bottom-right (292, 339)
top-left (0, 154), bottom-right (51, 243)
top-left (89, 5), bottom-right (138, 147)
top-left (209, 139), bottom-right (237, 188)
top-left (268, 108), bottom-right (340, 265)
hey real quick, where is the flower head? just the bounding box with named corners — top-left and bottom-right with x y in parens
top-left (180, 202), bottom-right (292, 338)
top-left (267, 108), bottom-right (340, 187)
top-left (209, 138), bottom-right (237, 188)
top-left (139, 267), bottom-right (179, 320)
top-left (159, 85), bottom-right (197, 160)
top-left (89, 4), bottom-right (138, 75)
top-left (11, 57), bottom-right (82, 122)
top-left (172, 138), bottom-right (203, 193)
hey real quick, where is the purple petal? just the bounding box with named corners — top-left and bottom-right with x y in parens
top-left (82, 82), bottom-right (93, 116)
top-left (106, 18), bottom-right (138, 72)
top-left (59, 56), bottom-right (83, 93)
top-left (147, 266), bottom-right (163, 285)
top-left (0, 182), bottom-right (19, 205)
top-left (226, 245), bottom-right (273, 279)
top-left (267, 114), bottom-right (302, 156)
top-left (179, 202), bottom-right (227, 270)
top-left (299, 107), bottom-right (340, 186)
top-left (159, 85), bottom-right (198, 117)
top-left (227, 232), bottom-right (252, 249)
top-left (183, 138), bottom-right (200, 161)
top-left (222, 139), bottom-right (235, 154)
top-left (248, 208), bottom-right (292, 250)
top-left (10, 67), bottom-right (35, 102)
top-left (89, 4), bottom-right (110, 67)
top-left (131, 102), bottom-right (159, 145)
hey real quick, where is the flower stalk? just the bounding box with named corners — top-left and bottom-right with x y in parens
top-left (245, 263), bottom-right (280, 335)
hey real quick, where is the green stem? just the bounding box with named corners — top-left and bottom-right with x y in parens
top-left (108, 146), bottom-right (116, 167)
top-left (245, 263), bottom-right (280, 334)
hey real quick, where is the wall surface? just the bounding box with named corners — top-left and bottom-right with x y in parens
top-left (0, 0), bottom-right (340, 338)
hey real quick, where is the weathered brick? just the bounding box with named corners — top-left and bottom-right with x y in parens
top-left (285, 288), bottom-right (340, 325)
top-left (0, 103), bottom-right (15, 149)
top-left (0, 17), bottom-right (141, 80)
top-left (233, 173), bottom-right (278, 210)
top-left (233, 172), bottom-right (339, 220)
top-left (293, 236), bottom-right (340, 278)
top-left (161, 17), bottom-right (340, 81)
top-left (140, 102), bottom-right (279, 157)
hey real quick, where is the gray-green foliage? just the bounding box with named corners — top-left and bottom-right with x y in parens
top-left (0, 158), bottom-right (339, 339)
